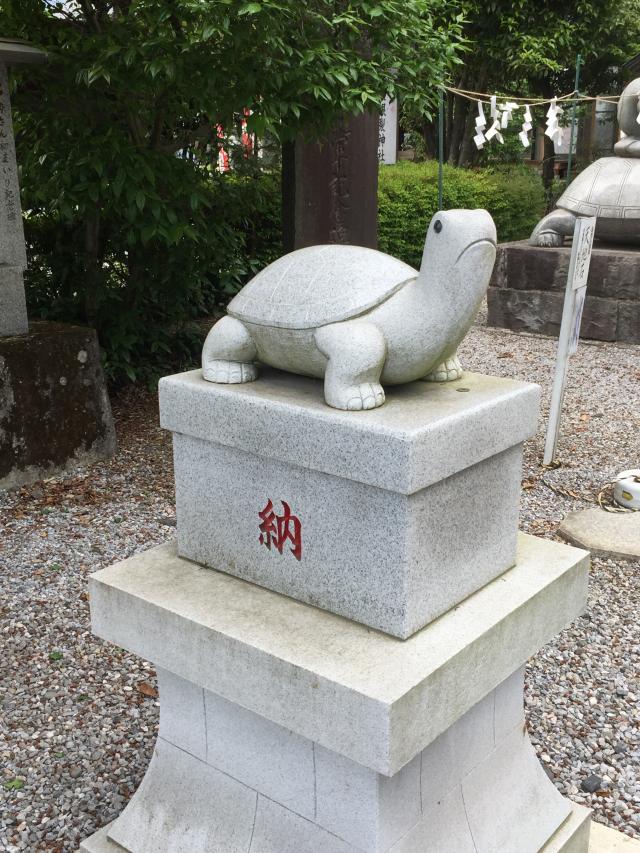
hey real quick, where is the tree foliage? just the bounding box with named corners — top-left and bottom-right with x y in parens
top-left (404, 0), bottom-right (640, 169)
top-left (1, 0), bottom-right (463, 383)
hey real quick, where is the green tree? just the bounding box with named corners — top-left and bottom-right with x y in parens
top-left (405, 0), bottom-right (640, 172)
top-left (1, 0), bottom-right (463, 383)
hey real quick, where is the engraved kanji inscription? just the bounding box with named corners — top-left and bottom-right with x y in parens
top-left (258, 499), bottom-right (302, 561)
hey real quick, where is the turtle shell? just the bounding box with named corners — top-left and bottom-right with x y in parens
top-left (228, 245), bottom-right (417, 330)
top-left (558, 157), bottom-right (640, 219)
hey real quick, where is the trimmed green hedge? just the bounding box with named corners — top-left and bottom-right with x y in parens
top-left (378, 161), bottom-right (545, 269)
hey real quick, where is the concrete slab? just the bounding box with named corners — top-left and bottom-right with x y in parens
top-left (79, 815), bottom-right (640, 853)
top-left (488, 240), bottom-right (640, 344)
top-left (590, 822), bottom-right (640, 851)
top-left (90, 534), bottom-right (588, 776)
top-left (558, 507), bottom-right (640, 561)
top-left (542, 803), bottom-right (592, 853)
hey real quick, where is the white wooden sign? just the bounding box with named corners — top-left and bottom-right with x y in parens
top-left (543, 216), bottom-right (596, 466)
top-left (378, 97), bottom-right (398, 165)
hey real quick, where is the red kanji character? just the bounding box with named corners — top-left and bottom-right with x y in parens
top-left (258, 499), bottom-right (302, 561)
top-left (276, 500), bottom-right (302, 561)
top-left (258, 499), bottom-right (277, 551)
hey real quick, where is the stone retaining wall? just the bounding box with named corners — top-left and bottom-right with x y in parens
top-left (487, 241), bottom-right (640, 343)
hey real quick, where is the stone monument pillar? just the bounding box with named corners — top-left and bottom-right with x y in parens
top-left (282, 111), bottom-right (379, 252)
top-left (0, 39), bottom-right (44, 336)
top-left (82, 366), bottom-right (593, 852)
top-left (0, 38), bottom-right (115, 488)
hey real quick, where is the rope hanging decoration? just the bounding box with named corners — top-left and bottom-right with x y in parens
top-left (441, 83), bottom-right (639, 155)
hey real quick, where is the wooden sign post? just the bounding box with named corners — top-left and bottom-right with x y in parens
top-left (543, 216), bottom-right (596, 466)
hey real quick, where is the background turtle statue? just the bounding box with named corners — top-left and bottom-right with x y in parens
top-left (530, 78), bottom-right (640, 247)
top-left (202, 209), bottom-right (496, 410)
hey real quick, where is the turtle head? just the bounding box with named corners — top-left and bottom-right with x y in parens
top-left (419, 209), bottom-right (497, 295)
top-left (617, 78), bottom-right (640, 139)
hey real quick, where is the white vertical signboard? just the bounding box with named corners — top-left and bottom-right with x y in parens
top-left (378, 97), bottom-right (398, 165)
top-left (543, 216), bottom-right (596, 466)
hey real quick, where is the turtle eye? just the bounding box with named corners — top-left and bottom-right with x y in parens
top-left (434, 219), bottom-right (443, 233)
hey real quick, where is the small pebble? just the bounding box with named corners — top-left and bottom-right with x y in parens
top-left (581, 774), bottom-right (604, 793)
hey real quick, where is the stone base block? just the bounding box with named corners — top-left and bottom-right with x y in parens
top-left (83, 534), bottom-right (590, 852)
top-left (542, 804), bottom-right (592, 853)
top-left (0, 265), bottom-right (28, 336)
top-left (0, 321), bottom-right (116, 489)
top-left (159, 368), bottom-right (540, 638)
top-left (89, 535), bottom-right (588, 776)
top-left (84, 809), bottom-right (633, 853)
top-left (487, 241), bottom-right (640, 343)
top-left (83, 668), bottom-right (579, 853)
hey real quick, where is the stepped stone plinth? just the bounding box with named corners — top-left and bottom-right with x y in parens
top-left (81, 368), bottom-right (594, 852)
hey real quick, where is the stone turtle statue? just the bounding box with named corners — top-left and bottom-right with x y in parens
top-left (530, 78), bottom-right (640, 247)
top-left (202, 209), bottom-right (497, 410)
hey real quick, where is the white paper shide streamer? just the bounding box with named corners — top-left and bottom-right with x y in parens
top-left (499, 101), bottom-right (519, 129)
top-left (484, 109), bottom-right (504, 145)
top-left (545, 97), bottom-right (563, 144)
top-left (474, 100), bottom-right (487, 149)
top-left (519, 104), bottom-right (533, 148)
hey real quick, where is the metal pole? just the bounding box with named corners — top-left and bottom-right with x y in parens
top-left (566, 53), bottom-right (582, 184)
top-left (438, 87), bottom-right (444, 210)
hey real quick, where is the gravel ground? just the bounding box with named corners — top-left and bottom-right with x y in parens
top-left (1, 322), bottom-right (639, 851)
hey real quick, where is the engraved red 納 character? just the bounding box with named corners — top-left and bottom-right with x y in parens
top-left (258, 499), bottom-right (302, 561)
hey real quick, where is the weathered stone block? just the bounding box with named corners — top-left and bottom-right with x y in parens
top-left (0, 321), bottom-right (116, 488)
top-left (488, 240), bottom-right (640, 342)
top-left (487, 288), bottom-right (619, 341)
top-left (160, 368), bottom-right (540, 638)
top-left (618, 300), bottom-right (640, 344)
top-left (0, 265), bottom-right (28, 336)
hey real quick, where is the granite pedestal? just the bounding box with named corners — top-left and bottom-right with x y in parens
top-left (81, 534), bottom-right (590, 853)
top-left (159, 368), bottom-right (540, 639)
top-left (487, 241), bottom-right (640, 343)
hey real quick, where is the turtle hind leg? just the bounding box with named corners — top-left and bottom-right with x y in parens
top-left (529, 209), bottom-right (577, 247)
top-left (315, 321), bottom-right (386, 411)
top-left (422, 354), bottom-right (463, 383)
top-left (202, 315), bottom-right (258, 384)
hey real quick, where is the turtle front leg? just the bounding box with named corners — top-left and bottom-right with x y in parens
top-left (421, 354), bottom-right (463, 383)
top-left (529, 209), bottom-right (577, 247)
top-left (202, 315), bottom-right (258, 384)
top-left (315, 321), bottom-right (386, 411)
